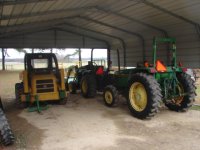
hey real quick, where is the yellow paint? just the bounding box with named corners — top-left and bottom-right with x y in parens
top-left (82, 79), bottom-right (87, 94)
top-left (105, 91), bottom-right (113, 104)
top-left (20, 69), bottom-right (67, 102)
top-left (21, 93), bottom-right (59, 102)
top-left (59, 69), bottom-right (65, 90)
top-left (31, 74), bottom-right (56, 93)
top-left (129, 82), bottom-right (147, 112)
top-left (23, 71), bottom-right (29, 93)
top-left (31, 93), bottom-right (59, 102)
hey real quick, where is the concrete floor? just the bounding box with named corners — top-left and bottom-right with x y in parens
top-left (0, 71), bottom-right (200, 150)
top-left (1, 93), bottom-right (200, 150)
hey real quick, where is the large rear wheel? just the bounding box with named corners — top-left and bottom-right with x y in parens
top-left (80, 74), bottom-right (96, 98)
top-left (165, 73), bottom-right (196, 111)
top-left (127, 73), bottom-right (162, 119)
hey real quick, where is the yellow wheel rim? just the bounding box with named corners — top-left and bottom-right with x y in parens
top-left (129, 82), bottom-right (147, 112)
top-left (105, 91), bottom-right (113, 104)
top-left (82, 79), bottom-right (87, 94)
top-left (174, 84), bottom-right (184, 105)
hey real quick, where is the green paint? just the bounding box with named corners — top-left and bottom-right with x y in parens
top-left (28, 105), bottom-right (48, 113)
top-left (190, 105), bottom-right (200, 111)
top-left (114, 37), bottom-right (185, 102)
top-left (28, 95), bottom-right (48, 113)
top-left (25, 94), bottom-right (31, 102)
top-left (59, 90), bottom-right (66, 99)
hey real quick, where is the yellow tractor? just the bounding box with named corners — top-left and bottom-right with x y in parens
top-left (15, 53), bottom-right (68, 111)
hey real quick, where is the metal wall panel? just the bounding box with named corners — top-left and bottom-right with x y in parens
top-left (0, 29), bottom-right (107, 48)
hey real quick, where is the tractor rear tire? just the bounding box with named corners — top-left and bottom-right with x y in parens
top-left (127, 73), bottom-right (162, 119)
top-left (15, 83), bottom-right (27, 109)
top-left (0, 109), bottom-right (15, 146)
top-left (80, 74), bottom-right (96, 98)
top-left (165, 73), bottom-right (196, 112)
top-left (68, 81), bottom-right (77, 94)
top-left (103, 85), bottom-right (118, 107)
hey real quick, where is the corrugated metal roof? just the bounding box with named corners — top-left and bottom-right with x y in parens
top-left (0, 0), bottom-right (199, 67)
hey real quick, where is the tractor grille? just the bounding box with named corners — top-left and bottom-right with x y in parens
top-left (36, 79), bottom-right (54, 93)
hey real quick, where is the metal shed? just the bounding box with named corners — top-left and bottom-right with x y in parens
top-left (0, 0), bottom-right (200, 68)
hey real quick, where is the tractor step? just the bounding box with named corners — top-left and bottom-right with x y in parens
top-left (28, 95), bottom-right (48, 113)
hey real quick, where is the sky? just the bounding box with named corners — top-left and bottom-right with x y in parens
top-left (0, 48), bottom-right (107, 59)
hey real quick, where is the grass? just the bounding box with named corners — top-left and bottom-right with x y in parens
top-left (190, 84), bottom-right (200, 111)
top-left (191, 105), bottom-right (200, 111)
top-left (195, 84), bottom-right (200, 103)
top-left (196, 85), bottom-right (200, 96)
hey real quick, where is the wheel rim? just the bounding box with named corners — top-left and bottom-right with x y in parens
top-left (105, 91), bottom-right (113, 104)
top-left (82, 79), bottom-right (87, 94)
top-left (174, 84), bottom-right (184, 105)
top-left (129, 82), bottom-right (147, 112)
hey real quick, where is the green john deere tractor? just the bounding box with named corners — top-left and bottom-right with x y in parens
top-left (66, 37), bottom-right (196, 119)
top-left (103, 37), bottom-right (196, 119)
top-left (66, 48), bottom-right (114, 98)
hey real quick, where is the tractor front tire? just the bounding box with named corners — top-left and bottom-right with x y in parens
top-left (165, 73), bottom-right (196, 112)
top-left (127, 73), bottom-right (162, 119)
top-left (80, 74), bottom-right (96, 98)
top-left (68, 82), bottom-right (77, 94)
top-left (15, 83), bottom-right (27, 109)
top-left (0, 109), bottom-right (15, 146)
top-left (103, 85), bottom-right (118, 107)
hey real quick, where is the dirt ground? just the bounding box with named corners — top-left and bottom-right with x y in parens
top-left (0, 71), bottom-right (200, 150)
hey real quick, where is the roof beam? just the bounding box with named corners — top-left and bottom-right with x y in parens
top-left (54, 28), bottom-right (110, 49)
top-left (79, 16), bottom-right (146, 61)
top-left (95, 6), bottom-right (169, 37)
top-left (0, 15), bottom-right (79, 33)
top-left (0, 4), bottom-right (3, 25)
top-left (0, 27), bottom-right (109, 49)
top-left (142, 0), bottom-right (200, 38)
top-left (60, 22), bottom-right (127, 67)
top-left (0, 0), bottom-right (55, 5)
top-left (1, 6), bottom-right (94, 20)
top-left (0, 14), bottom-right (143, 62)
top-left (0, 27), bottom-right (52, 39)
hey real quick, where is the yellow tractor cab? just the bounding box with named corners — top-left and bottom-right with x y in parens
top-left (15, 53), bottom-right (68, 112)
